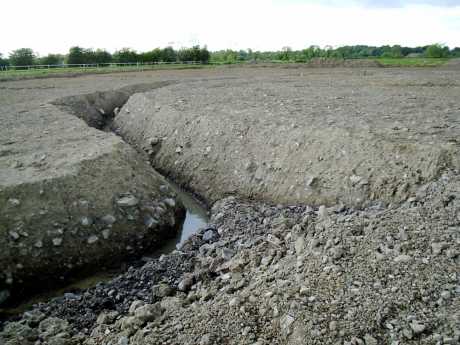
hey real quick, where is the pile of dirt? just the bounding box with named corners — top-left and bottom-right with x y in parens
top-left (1, 169), bottom-right (458, 344)
top-left (0, 87), bottom-right (185, 306)
top-left (112, 77), bottom-right (459, 208)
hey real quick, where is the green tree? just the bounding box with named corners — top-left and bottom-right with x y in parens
top-left (39, 54), bottom-right (63, 65)
top-left (113, 48), bottom-right (138, 63)
top-left (0, 53), bottom-right (8, 67)
top-left (67, 46), bottom-right (87, 64)
top-left (210, 50), bottom-right (238, 64)
top-left (9, 48), bottom-right (35, 66)
top-left (278, 46), bottom-right (293, 61)
top-left (160, 47), bottom-right (177, 62)
top-left (139, 48), bottom-right (162, 63)
top-left (178, 46), bottom-right (210, 63)
top-left (199, 46), bottom-right (210, 63)
top-left (92, 49), bottom-right (112, 64)
top-left (425, 44), bottom-right (449, 58)
top-left (390, 45), bottom-right (403, 58)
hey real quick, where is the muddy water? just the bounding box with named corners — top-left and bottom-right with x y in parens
top-left (0, 181), bottom-right (208, 319)
top-left (151, 180), bottom-right (209, 256)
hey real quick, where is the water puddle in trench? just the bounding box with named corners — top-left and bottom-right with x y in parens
top-left (0, 180), bottom-right (209, 320)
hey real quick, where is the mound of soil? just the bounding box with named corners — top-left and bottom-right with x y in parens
top-left (112, 76), bottom-right (459, 208)
top-left (2, 170), bottom-right (458, 344)
top-left (0, 88), bottom-right (185, 306)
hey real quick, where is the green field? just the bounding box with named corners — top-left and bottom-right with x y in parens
top-left (0, 64), bottom-right (213, 81)
top-left (0, 58), bottom-right (452, 81)
top-left (374, 57), bottom-right (450, 67)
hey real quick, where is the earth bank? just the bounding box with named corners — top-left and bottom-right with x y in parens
top-left (113, 76), bottom-right (459, 207)
top-left (1, 170), bottom-right (458, 344)
top-left (0, 92), bottom-right (185, 305)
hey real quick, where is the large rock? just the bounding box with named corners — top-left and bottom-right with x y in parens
top-left (0, 99), bottom-right (185, 304)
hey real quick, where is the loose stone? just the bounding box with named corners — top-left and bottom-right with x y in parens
top-left (87, 235), bottom-right (99, 244)
top-left (116, 195), bottom-right (139, 207)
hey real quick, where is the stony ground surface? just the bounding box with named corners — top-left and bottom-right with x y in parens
top-left (1, 170), bottom-right (458, 344)
top-left (0, 65), bottom-right (459, 344)
top-left (113, 66), bottom-right (460, 207)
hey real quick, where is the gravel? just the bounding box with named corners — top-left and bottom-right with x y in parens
top-left (1, 168), bottom-right (459, 344)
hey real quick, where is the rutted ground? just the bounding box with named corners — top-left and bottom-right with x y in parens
top-left (0, 66), bottom-right (459, 344)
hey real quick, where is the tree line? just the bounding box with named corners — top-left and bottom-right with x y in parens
top-left (211, 44), bottom-right (459, 63)
top-left (1, 44), bottom-right (459, 68)
top-left (0, 46), bottom-right (211, 68)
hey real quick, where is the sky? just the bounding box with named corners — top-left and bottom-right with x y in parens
top-left (1, 0), bottom-right (459, 56)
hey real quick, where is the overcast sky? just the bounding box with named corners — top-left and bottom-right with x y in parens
top-left (1, 0), bottom-right (459, 55)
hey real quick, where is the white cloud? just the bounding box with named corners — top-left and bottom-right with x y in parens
top-left (0, 0), bottom-right (459, 55)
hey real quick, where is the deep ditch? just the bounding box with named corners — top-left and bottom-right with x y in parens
top-left (0, 83), bottom-right (210, 320)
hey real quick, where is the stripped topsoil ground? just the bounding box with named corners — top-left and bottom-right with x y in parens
top-left (0, 65), bottom-right (459, 344)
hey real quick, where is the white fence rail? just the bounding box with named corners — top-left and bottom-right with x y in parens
top-left (0, 61), bottom-right (206, 72)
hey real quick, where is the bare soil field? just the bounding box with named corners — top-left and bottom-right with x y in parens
top-left (0, 66), bottom-right (459, 344)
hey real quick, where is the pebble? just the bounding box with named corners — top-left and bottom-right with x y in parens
top-left (403, 328), bottom-right (413, 339)
top-left (394, 254), bottom-right (411, 263)
top-left (117, 195), bottom-right (139, 207)
top-left (329, 321), bottom-right (338, 331)
top-left (8, 198), bottom-right (21, 206)
top-left (102, 229), bottom-right (111, 240)
top-left (317, 205), bottom-right (328, 219)
top-left (87, 235), bottom-right (99, 244)
top-left (81, 216), bottom-right (92, 226)
top-left (101, 214), bottom-right (116, 225)
top-left (431, 242), bottom-right (448, 256)
top-left (163, 198), bottom-right (176, 208)
top-left (440, 290), bottom-right (451, 299)
top-left (202, 229), bottom-right (217, 242)
top-left (0, 290), bottom-right (10, 304)
top-left (8, 231), bottom-right (20, 240)
top-left (410, 321), bottom-right (426, 334)
top-left (295, 237), bottom-right (305, 255)
top-left (52, 238), bottom-right (63, 246)
top-left (330, 246), bottom-right (344, 260)
top-left (364, 334), bottom-right (378, 345)
top-left (118, 336), bottom-right (129, 345)
top-left (178, 276), bottom-right (194, 292)
top-left (152, 283), bottom-right (173, 298)
top-left (129, 300), bottom-right (144, 314)
top-left (134, 303), bottom-right (163, 323)
top-left (229, 297), bottom-right (240, 307)
top-left (148, 137), bottom-right (160, 146)
top-left (221, 248), bottom-right (235, 260)
top-left (144, 216), bottom-right (159, 228)
top-left (280, 314), bottom-right (295, 336)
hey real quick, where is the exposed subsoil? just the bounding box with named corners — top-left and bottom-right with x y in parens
top-left (0, 66), bottom-right (459, 345)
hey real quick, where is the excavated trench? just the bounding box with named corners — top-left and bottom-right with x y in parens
top-left (1, 83), bottom-right (209, 318)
